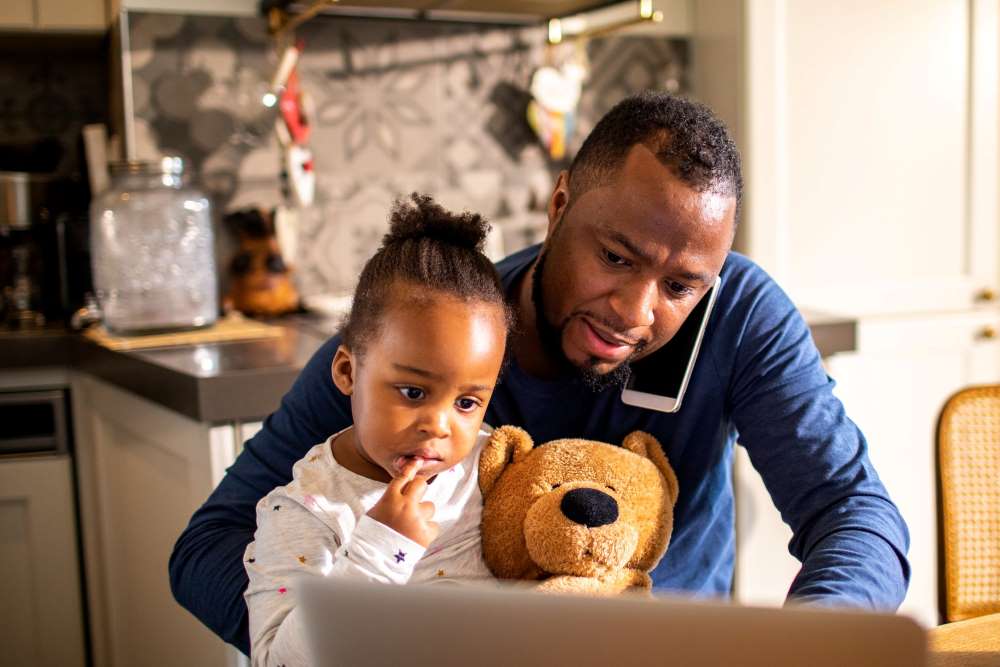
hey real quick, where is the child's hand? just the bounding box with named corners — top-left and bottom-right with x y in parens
top-left (366, 460), bottom-right (440, 548)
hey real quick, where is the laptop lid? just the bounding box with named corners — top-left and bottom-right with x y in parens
top-left (298, 578), bottom-right (926, 667)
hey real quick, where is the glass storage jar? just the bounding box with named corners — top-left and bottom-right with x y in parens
top-left (90, 158), bottom-right (218, 334)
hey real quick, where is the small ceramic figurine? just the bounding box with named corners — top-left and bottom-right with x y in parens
top-left (224, 207), bottom-right (300, 317)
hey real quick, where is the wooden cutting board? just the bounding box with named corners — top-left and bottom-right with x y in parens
top-left (83, 314), bottom-right (284, 351)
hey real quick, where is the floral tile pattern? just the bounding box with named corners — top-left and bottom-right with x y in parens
top-left (127, 12), bottom-right (687, 297)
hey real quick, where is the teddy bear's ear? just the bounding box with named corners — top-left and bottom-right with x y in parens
top-left (478, 425), bottom-right (534, 496)
top-left (622, 431), bottom-right (679, 505)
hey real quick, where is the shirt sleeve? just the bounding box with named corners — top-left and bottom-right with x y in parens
top-left (168, 335), bottom-right (351, 655)
top-left (245, 496), bottom-right (426, 667)
top-left (727, 279), bottom-right (910, 611)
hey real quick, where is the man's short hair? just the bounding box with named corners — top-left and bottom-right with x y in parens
top-left (568, 91), bottom-right (743, 220)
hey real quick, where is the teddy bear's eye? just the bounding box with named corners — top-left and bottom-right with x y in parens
top-left (550, 483), bottom-right (562, 490)
top-left (606, 485), bottom-right (617, 493)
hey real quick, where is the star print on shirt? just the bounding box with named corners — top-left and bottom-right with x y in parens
top-left (273, 505), bottom-right (281, 511)
top-left (394, 550), bottom-right (406, 563)
top-left (298, 555), bottom-right (307, 564)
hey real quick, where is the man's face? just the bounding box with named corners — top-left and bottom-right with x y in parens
top-left (533, 143), bottom-right (735, 387)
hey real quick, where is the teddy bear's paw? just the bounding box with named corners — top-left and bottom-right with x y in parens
top-left (534, 572), bottom-right (650, 596)
top-left (535, 575), bottom-right (613, 596)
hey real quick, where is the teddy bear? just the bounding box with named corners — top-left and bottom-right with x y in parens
top-left (479, 425), bottom-right (679, 595)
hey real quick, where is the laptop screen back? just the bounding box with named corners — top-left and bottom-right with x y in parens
top-left (298, 578), bottom-right (926, 667)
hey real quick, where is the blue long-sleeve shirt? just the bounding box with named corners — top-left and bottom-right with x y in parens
top-left (169, 246), bottom-right (910, 655)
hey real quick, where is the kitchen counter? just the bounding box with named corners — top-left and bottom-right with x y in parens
top-left (0, 319), bottom-right (328, 423)
top-left (0, 310), bottom-right (855, 423)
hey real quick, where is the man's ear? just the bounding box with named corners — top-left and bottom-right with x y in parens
top-left (622, 431), bottom-right (679, 506)
top-left (479, 425), bottom-right (534, 496)
top-left (546, 170), bottom-right (571, 237)
top-left (331, 345), bottom-right (356, 396)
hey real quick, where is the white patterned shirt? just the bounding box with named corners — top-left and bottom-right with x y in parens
top-left (244, 426), bottom-right (492, 667)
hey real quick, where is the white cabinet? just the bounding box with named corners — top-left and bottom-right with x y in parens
top-left (71, 373), bottom-right (258, 667)
top-left (0, 456), bottom-right (87, 667)
top-left (37, 0), bottom-right (106, 29)
top-left (701, 0), bottom-right (998, 308)
top-left (111, 0), bottom-right (257, 16)
top-left (693, 0), bottom-right (1000, 626)
top-left (0, 0), bottom-right (108, 30)
top-left (0, 0), bottom-right (34, 28)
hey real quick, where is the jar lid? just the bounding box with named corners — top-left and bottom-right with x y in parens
top-left (110, 156), bottom-right (185, 176)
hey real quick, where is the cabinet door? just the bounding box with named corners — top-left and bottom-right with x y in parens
top-left (735, 311), bottom-right (1000, 627)
top-left (0, 0), bottom-right (33, 28)
top-left (0, 456), bottom-right (87, 667)
top-left (72, 374), bottom-right (230, 667)
top-left (36, 0), bottom-right (105, 30)
top-left (741, 0), bottom-right (998, 315)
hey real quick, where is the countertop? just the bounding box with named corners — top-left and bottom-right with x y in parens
top-left (928, 612), bottom-right (1000, 667)
top-left (0, 318), bottom-right (329, 423)
top-left (0, 310), bottom-right (856, 424)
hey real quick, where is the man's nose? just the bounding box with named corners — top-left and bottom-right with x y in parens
top-left (608, 278), bottom-right (656, 329)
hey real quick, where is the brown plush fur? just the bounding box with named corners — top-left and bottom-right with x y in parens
top-left (479, 426), bottom-right (679, 595)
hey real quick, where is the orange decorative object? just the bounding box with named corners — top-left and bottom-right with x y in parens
top-left (224, 208), bottom-right (300, 318)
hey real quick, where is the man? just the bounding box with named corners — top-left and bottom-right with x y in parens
top-left (170, 91), bottom-right (909, 655)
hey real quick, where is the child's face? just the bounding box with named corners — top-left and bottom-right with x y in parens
top-left (332, 289), bottom-right (507, 482)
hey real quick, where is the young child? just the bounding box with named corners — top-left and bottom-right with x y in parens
top-left (243, 194), bottom-right (511, 667)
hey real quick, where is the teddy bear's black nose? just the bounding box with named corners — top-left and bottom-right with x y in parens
top-left (560, 488), bottom-right (619, 528)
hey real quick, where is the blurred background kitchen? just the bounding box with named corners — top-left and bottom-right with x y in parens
top-left (1, 1), bottom-right (997, 666)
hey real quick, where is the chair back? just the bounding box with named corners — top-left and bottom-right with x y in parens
top-left (937, 385), bottom-right (1000, 622)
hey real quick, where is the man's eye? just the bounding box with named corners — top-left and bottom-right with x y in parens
top-left (455, 397), bottom-right (480, 412)
top-left (666, 281), bottom-right (693, 296)
top-left (398, 387), bottom-right (425, 401)
top-left (603, 249), bottom-right (630, 266)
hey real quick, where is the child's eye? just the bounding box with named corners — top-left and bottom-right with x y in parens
top-left (455, 397), bottom-right (480, 412)
top-left (398, 386), bottom-right (425, 401)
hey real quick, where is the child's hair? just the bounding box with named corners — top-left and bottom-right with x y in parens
top-left (340, 193), bottom-right (512, 357)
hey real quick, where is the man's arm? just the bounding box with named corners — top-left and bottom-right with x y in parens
top-left (168, 336), bottom-right (351, 654)
top-left (727, 280), bottom-right (910, 610)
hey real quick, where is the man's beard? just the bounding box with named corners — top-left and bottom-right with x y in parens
top-left (530, 246), bottom-right (642, 392)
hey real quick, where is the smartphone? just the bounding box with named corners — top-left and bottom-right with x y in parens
top-left (620, 276), bottom-right (721, 413)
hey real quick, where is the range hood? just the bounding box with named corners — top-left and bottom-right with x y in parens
top-left (268, 1), bottom-right (619, 23)
top-left (264, 0), bottom-right (690, 38)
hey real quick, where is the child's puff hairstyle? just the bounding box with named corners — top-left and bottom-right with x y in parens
top-left (340, 193), bottom-right (513, 357)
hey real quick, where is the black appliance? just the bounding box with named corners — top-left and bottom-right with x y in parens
top-left (0, 172), bottom-right (91, 328)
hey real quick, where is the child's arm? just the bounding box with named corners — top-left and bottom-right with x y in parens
top-left (244, 471), bottom-right (435, 666)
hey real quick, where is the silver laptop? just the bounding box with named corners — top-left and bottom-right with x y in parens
top-left (299, 577), bottom-right (926, 667)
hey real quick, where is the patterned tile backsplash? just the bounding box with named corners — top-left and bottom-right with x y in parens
top-left (0, 39), bottom-right (108, 178)
top-left (126, 11), bottom-right (687, 297)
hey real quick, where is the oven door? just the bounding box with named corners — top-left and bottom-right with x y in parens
top-left (0, 388), bottom-right (68, 456)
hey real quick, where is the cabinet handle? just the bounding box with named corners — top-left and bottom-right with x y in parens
top-left (979, 325), bottom-right (998, 340)
top-left (976, 287), bottom-right (997, 302)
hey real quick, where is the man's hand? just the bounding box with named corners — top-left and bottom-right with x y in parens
top-left (366, 460), bottom-right (440, 547)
